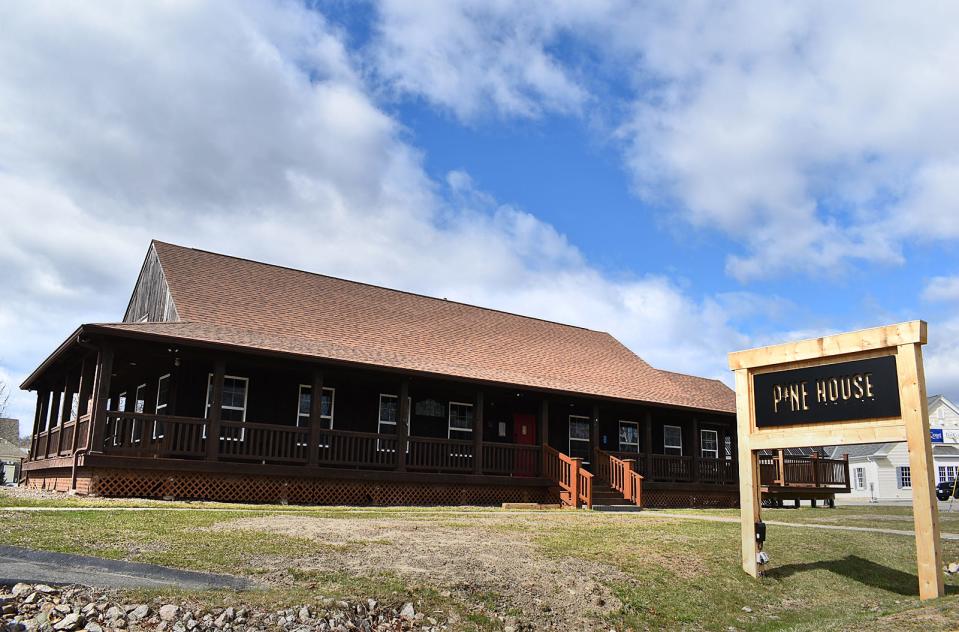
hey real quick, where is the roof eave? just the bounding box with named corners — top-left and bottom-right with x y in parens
top-left (20, 325), bottom-right (86, 391)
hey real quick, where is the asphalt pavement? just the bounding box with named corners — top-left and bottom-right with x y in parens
top-left (0, 545), bottom-right (251, 589)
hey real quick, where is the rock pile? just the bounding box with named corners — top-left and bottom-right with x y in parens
top-left (1, 584), bottom-right (446, 632)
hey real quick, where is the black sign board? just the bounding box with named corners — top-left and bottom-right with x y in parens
top-left (753, 355), bottom-right (901, 428)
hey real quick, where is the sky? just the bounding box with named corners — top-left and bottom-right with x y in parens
top-left (1, 1), bottom-right (958, 436)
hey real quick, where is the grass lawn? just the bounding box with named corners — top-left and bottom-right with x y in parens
top-left (2, 492), bottom-right (959, 630)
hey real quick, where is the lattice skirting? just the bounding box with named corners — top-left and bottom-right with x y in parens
top-left (27, 468), bottom-right (554, 506)
top-left (642, 489), bottom-right (739, 509)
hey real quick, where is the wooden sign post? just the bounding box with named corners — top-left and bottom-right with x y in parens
top-left (728, 321), bottom-right (944, 600)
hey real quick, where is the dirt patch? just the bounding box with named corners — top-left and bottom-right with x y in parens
top-left (209, 514), bottom-right (631, 630)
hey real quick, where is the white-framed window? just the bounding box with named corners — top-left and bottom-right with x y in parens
top-left (134, 384), bottom-right (147, 414)
top-left (569, 415), bottom-right (591, 463)
top-left (700, 429), bottom-right (719, 459)
top-left (448, 402), bottom-right (474, 441)
top-left (131, 383), bottom-right (147, 446)
top-left (153, 374), bottom-right (170, 439)
top-left (618, 421), bottom-right (639, 453)
top-left (938, 465), bottom-right (959, 485)
top-left (897, 465), bottom-right (912, 489)
top-left (377, 393), bottom-right (410, 452)
top-left (854, 467), bottom-right (865, 490)
top-left (205, 374), bottom-right (249, 441)
top-left (664, 425), bottom-right (683, 456)
top-left (110, 391), bottom-right (127, 445)
top-left (296, 385), bottom-right (335, 429)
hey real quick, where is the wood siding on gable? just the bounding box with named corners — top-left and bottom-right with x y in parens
top-left (123, 244), bottom-right (178, 323)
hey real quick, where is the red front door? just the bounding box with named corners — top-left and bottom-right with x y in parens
top-left (513, 413), bottom-right (537, 476)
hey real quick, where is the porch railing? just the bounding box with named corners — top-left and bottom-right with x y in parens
top-left (759, 451), bottom-right (850, 490)
top-left (594, 449), bottom-right (642, 506)
top-left (543, 446), bottom-right (591, 509)
top-left (97, 411), bottom-right (544, 477)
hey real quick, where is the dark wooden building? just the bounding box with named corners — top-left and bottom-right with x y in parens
top-left (21, 241), bottom-right (766, 507)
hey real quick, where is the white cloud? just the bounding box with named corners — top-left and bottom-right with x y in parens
top-left (366, 1), bottom-right (959, 280)
top-left (923, 277), bottom-right (959, 303)
top-left (370, 0), bottom-right (589, 121)
top-left (0, 1), bottom-right (754, 436)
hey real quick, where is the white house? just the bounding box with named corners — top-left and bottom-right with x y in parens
top-left (833, 395), bottom-right (959, 502)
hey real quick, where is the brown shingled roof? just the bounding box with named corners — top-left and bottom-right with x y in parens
top-left (98, 241), bottom-right (734, 413)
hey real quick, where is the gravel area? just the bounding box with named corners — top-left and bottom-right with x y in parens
top-left (1, 583), bottom-right (443, 632)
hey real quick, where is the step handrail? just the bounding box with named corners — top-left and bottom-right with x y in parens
top-left (543, 445), bottom-right (588, 509)
top-left (595, 448), bottom-right (643, 507)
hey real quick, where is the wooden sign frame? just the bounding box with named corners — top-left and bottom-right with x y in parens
top-left (728, 321), bottom-right (944, 600)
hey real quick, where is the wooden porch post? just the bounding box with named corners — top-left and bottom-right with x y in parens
top-left (396, 379), bottom-right (410, 472)
top-left (569, 457), bottom-right (580, 509)
top-left (71, 357), bottom-right (92, 451)
top-left (206, 360), bottom-right (226, 461)
top-left (811, 452), bottom-right (819, 488)
top-left (473, 390), bottom-right (484, 474)
top-left (691, 417), bottom-right (700, 482)
top-left (30, 390), bottom-right (48, 461)
top-left (623, 459), bottom-right (634, 501)
top-left (776, 448), bottom-right (785, 486)
top-left (308, 370), bottom-right (324, 466)
top-left (644, 411), bottom-right (654, 479)
top-left (57, 372), bottom-right (76, 455)
top-left (167, 361), bottom-right (180, 415)
top-left (46, 387), bottom-right (62, 458)
top-left (591, 404), bottom-right (600, 462)
top-left (538, 399), bottom-right (549, 448)
top-left (88, 345), bottom-right (115, 453)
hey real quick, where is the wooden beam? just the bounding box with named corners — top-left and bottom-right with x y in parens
top-left (691, 417), bottom-right (700, 481)
top-left (68, 357), bottom-right (90, 454)
top-left (29, 390), bottom-right (48, 461)
top-left (206, 360), bottom-right (226, 461)
top-left (591, 403), bottom-right (601, 456)
top-left (897, 343), bottom-right (944, 600)
top-left (473, 391), bottom-right (485, 474)
top-left (308, 370), bottom-right (324, 466)
top-left (728, 320), bottom-right (925, 370)
top-left (396, 380), bottom-right (410, 472)
top-left (88, 345), bottom-right (114, 453)
top-left (748, 419), bottom-right (907, 451)
top-left (735, 368), bottom-right (760, 578)
top-left (645, 411), bottom-right (654, 477)
top-left (538, 399), bottom-right (549, 449)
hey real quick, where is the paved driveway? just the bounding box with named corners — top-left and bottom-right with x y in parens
top-left (0, 545), bottom-right (251, 589)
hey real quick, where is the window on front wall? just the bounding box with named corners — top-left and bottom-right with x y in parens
top-left (663, 425), bottom-right (683, 456)
top-left (897, 466), bottom-right (912, 489)
top-left (618, 421), bottom-right (639, 453)
top-left (854, 467), bottom-right (865, 490)
top-left (206, 375), bottom-right (249, 441)
top-left (700, 429), bottom-right (718, 459)
top-left (938, 465), bottom-right (959, 485)
top-left (377, 393), bottom-right (410, 452)
top-left (296, 385), bottom-right (335, 429)
top-left (448, 402), bottom-right (474, 441)
top-left (131, 383), bottom-right (147, 443)
top-left (569, 415), bottom-right (591, 463)
top-left (153, 374), bottom-right (170, 439)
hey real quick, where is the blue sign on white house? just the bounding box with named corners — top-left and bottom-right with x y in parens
top-left (931, 428), bottom-right (944, 443)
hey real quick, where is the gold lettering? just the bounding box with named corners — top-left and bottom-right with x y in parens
top-left (773, 385), bottom-right (783, 413)
top-left (853, 374), bottom-right (864, 399)
top-left (865, 373), bottom-right (874, 398)
top-left (828, 378), bottom-right (839, 402)
top-left (801, 382), bottom-right (809, 411)
top-left (789, 384), bottom-right (801, 411)
top-left (840, 376), bottom-right (852, 400)
top-left (816, 379), bottom-right (827, 404)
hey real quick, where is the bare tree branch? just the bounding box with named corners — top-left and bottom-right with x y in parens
top-left (0, 379), bottom-right (8, 419)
